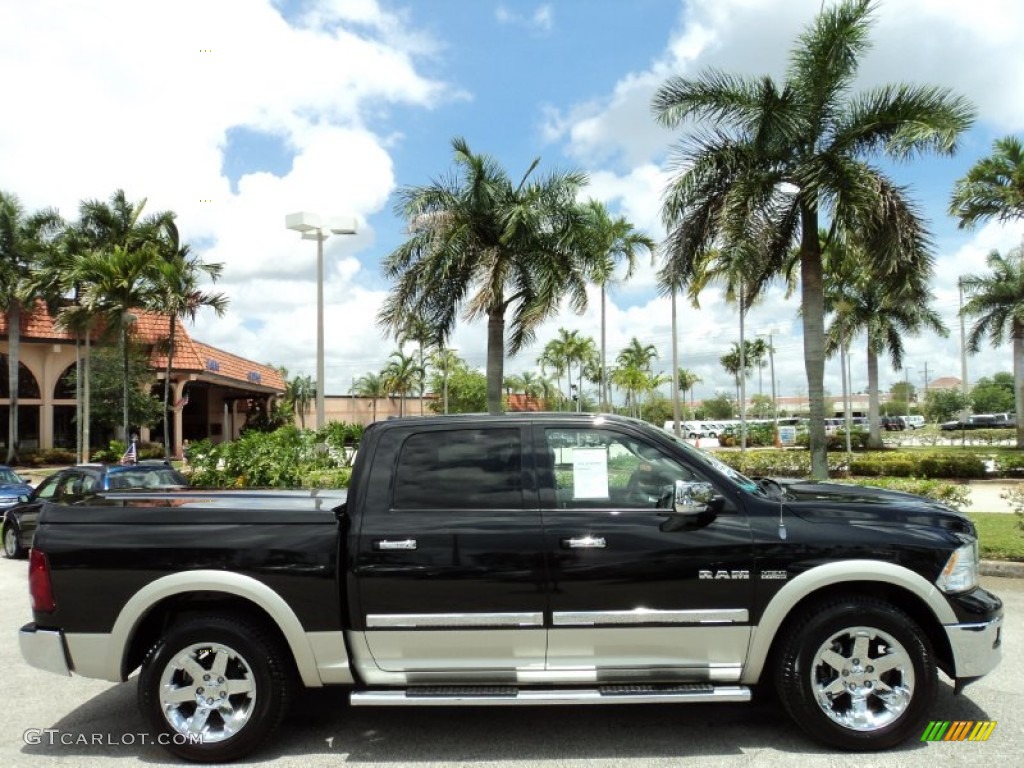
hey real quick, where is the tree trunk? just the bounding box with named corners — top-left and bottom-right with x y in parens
top-left (83, 325), bottom-right (91, 460)
top-left (601, 286), bottom-right (608, 410)
top-left (121, 318), bottom-right (130, 443)
top-left (866, 344), bottom-right (882, 449)
top-left (800, 210), bottom-right (829, 480)
top-left (1015, 321), bottom-right (1024, 449)
top-left (486, 310), bottom-right (505, 415)
top-left (6, 301), bottom-right (21, 464)
top-left (163, 316), bottom-right (175, 458)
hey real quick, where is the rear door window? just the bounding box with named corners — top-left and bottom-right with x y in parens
top-left (392, 428), bottom-right (523, 510)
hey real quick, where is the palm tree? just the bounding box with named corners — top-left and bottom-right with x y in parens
top-left (397, 314), bottom-right (438, 416)
top-left (538, 338), bottom-right (568, 410)
top-left (678, 368), bottom-right (702, 414)
top-left (581, 200), bottom-right (655, 409)
top-left (151, 241), bottom-right (228, 456)
top-left (615, 338), bottom-right (659, 418)
top-left (71, 190), bottom-right (175, 443)
top-left (381, 351), bottom-right (423, 418)
top-left (748, 338), bottom-right (769, 397)
top-left (429, 347), bottom-right (461, 415)
top-left (351, 372), bottom-right (386, 423)
top-left (288, 375), bottom-right (316, 429)
top-left (70, 244), bottom-right (163, 441)
top-left (0, 191), bottom-right (62, 463)
top-left (824, 234), bottom-right (946, 449)
top-left (379, 137), bottom-right (594, 414)
top-left (960, 246), bottom-right (1024, 447)
top-left (720, 343), bottom-right (755, 407)
top-left (653, 0), bottom-right (973, 478)
top-left (950, 135), bottom-right (1024, 228)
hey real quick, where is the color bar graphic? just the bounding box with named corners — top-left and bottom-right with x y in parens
top-left (921, 720), bottom-right (996, 742)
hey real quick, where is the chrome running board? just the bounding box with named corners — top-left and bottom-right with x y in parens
top-left (350, 683), bottom-right (751, 707)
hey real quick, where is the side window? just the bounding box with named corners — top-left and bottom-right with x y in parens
top-left (392, 428), bottom-right (523, 510)
top-left (544, 428), bottom-right (700, 509)
top-left (33, 474), bottom-right (63, 501)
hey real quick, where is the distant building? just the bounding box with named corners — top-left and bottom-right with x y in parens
top-left (1, 302), bottom-right (285, 459)
top-left (928, 376), bottom-right (962, 390)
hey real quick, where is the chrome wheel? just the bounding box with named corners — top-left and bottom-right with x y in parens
top-left (158, 641), bottom-right (257, 743)
top-left (3, 526), bottom-right (21, 558)
top-left (810, 625), bottom-right (914, 731)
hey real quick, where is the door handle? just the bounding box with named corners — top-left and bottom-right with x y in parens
top-left (375, 539), bottom-right (418, 551)
top-left (562, 536), bottom-right (606, 549)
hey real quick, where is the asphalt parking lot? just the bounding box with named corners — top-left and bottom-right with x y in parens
top-left (1, 556), bottom-right (1021, 768)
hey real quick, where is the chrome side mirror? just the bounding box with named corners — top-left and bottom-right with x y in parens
top-left (674, 480), bottom-right (718, 516)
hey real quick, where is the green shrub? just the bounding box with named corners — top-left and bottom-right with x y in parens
top-left (185, 424), bottom-right (363, 488)
top-left (995, 452), bottom-right (1024, 477)
top-left (847, 452), bottom-right (985, 479)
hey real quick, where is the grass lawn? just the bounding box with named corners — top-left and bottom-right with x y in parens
top-left (970, 512), bottom-right (1024, 561)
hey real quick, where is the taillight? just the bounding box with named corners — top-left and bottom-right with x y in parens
top-left (29, 549), bottom-right (56, 613)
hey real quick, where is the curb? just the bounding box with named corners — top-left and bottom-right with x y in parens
top-left (980, 559), bottom-right (1024, 578)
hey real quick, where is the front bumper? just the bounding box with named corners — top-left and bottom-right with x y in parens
top-left (19, 624), bottom-right (71, 677)
top-left (945, 614), bottom-right (1003, 678)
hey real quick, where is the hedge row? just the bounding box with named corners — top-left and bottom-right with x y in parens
top-left (713, 449), bottom-right (987, 480)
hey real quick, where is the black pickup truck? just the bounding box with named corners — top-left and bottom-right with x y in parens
top-left (20, 414), bottom-right (1002, 762)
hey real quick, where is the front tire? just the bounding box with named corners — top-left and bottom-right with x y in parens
top-left (3, 524), bottom-right (24, 559)
top-left (775, 597), bottom-right (935, 751)
top-left (138, 613), bottom-right (293, 762)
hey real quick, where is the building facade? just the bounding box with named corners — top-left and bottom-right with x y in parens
top-left (1, 303), bottom-right (285, 460)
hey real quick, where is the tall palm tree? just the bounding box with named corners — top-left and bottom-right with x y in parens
top-left (70, 244), bottom-right (163, 441)
top-left (950, 135), bottom-right (1024, 228)
top-left (538, 338), bottom-right (568, 410)
top-left (581, 200), bottom-right (655, 409)
top-left (720, 342), bottom-right (755, 407)
top-left (0, 191), bottom-right (62, 463)
top-left (678, 368), bottom-right (702, 414)
top-left (379, 137), bottom-right (594, 414)
top-left (351, 372), bottom-right (386, 423)
top-left (429, 347), bottom-right (461, 415)
top-left (824, 234), bottom-right (946, 449)
top-left (960, 246), bottom-right (1024, 447)
top-left (381, 351), bottom-right (423, 418)
top-left (71, 189), bottom-right (175, 444)
top-left (151, 241), bottom-right (228, 456)
top-left (397, 314), bottom-right (438, 416)
top-left (615, 338), bottom-right (659, 418)
top-left (288, 375), bottom-right (316, 429)
top-left (653, 0), bottom-right (973, 478)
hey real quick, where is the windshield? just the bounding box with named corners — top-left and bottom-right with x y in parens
top-left (660, 429), bottom-right (760, 493)
top-left (0, 469), bottom-right (24, 484)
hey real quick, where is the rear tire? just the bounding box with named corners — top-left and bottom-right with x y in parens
top-left (138, 613), bottom-right (293, 762)
top-left (775, 596), bottom-right (935, 750)
top-left (3, 524), bottom-right (24, 559)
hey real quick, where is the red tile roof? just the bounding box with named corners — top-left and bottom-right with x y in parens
top-left (1, 301), bottom-right (283, 392)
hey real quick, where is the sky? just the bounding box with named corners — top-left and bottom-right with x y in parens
top-left (3, 0), bottom-right (1024, 405)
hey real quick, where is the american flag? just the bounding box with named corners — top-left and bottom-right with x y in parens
top-left (173, 392), bottom-right (190, 411)
top-left (120, 441), bottom-right (137, 465)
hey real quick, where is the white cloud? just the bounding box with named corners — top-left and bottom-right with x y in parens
top-left (0, 0), bottom-right (455, 392)
top-left (495, 3), bottom-right (554, 34)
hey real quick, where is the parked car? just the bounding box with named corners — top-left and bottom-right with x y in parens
top-left (0, 465), bottom-right (33, 510)
top-left (880, 415), bottom-right (906, 431)
top-left (901, 415), bottom-right (926, 430)
top-left (2, 461), bottom-right (188, 559)
top-left (940, 413), bottom-right (1016, 431)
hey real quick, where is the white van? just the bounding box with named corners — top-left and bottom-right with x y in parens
top-left (901, 415), bottom-right (926, 430)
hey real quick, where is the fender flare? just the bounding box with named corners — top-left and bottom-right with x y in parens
top-left (108, 570), bottom-right (328, 687)
top-left (741, 559), bottom-right (956, 684)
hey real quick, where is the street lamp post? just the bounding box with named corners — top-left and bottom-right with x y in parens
top-left (758, 330), bottom-right (778, 447)
top-left (285, 212), bottom-right (357, 429)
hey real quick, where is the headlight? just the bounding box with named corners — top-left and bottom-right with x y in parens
top-left (936, 539), bottom-right (979, 593)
